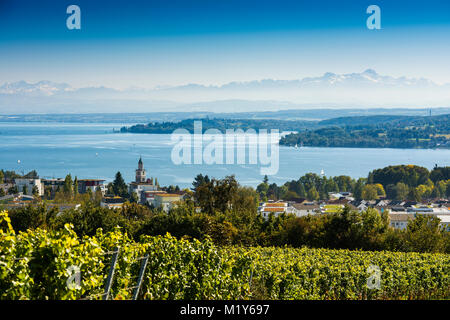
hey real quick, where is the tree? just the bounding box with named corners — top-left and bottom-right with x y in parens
top-left (283, 190), bottom-right (299, 201)
top-left (73, 177), bottom-right (79, 197)
top-left (44, 186), bottom-right (52, 199)
top-left (24, 170), bottom-right (38, 179)
top-left (404, 215), bottom-right (445, 253)
top-left (368, 165), bottom-right (430, 188)
top-left (374, 184), bottom-right (386, 197)
top-left (430, 165), bottom-right (450, 183)
top-left (8, 186), bottom-right (18, 195)
top-left (362, 185), bottom-right (378, 200)
top-left (94, 186), bottom-right (103, 205)
top-left (307, 186), bottom-right (319, 201)
top-left (395, 182), bottom-right (409, 200)
top-left (325, 178), bottom-right (339, 193)
top-left (22, 185), bottom-right (28, 195)
top-left (32, 186), bottom-right (39, 197)
top-left (0, 188), bottom-right (5, 197)
top-left (353, 178), bottom-right (365, 200)
top-left (192, 174), bottom-right (210, 192)
top-left (9, 204), bottom-right (58, 232)
top-left (112, 171), bottom-right (128, 198)
top-left (256, 180), bottom-right (269, 201)
top-left (333, 175), bottom-right (353, 192)
top-left (63, 174), bottom-right (73, 199)
top-left (0, 171), bottom-right (4, 184)
top-left (130, 192), bottom-right (139, 203)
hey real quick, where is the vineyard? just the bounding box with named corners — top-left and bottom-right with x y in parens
top-left (1, 210), bottom-right (449, 300)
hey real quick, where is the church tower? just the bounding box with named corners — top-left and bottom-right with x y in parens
top-left (135, 157), bottom-right (146, 183)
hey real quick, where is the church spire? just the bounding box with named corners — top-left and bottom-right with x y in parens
top-left (136, 157), bottom-right (146, 182)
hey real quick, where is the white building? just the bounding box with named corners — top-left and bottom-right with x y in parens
top-left (291, 202), bottom-right (321, 217)
top-left (437, 215), bottom-right (450, 232)
top-left (258, 202), bottom-right (303, 219)
top-left (389, 212), bottom-right (450, 231)
top-left (150, 193), bottom-right (182, 212)
top-left (389, 213), bottom-right (415, 230)
top-left (100, 196), bottom-right (126, 210)
top-left (14, 178), bottom-right (44, 196)
top-left (129, 157), bottom-right (158, 203)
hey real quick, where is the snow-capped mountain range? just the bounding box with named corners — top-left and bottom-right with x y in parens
top-left (1, 70), bottom-right (449, 113)
top-left (0, 69), bottom-right (441, 96)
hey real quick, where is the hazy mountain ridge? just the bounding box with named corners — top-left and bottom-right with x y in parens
top-left (1, 69), bottom-right (450, 113)
top-left (1, 69), bottom-right (445, 96)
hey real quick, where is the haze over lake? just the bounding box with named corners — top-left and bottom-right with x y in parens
top-left (1, 122), bottom-right (449, 188)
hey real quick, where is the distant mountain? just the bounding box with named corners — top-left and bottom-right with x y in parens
top-left (168, 69), bottom-right (438, 90)
top-left (1, 70), bottom-right (450, 113)
top-left (0, 80), bottom-right (73, 96)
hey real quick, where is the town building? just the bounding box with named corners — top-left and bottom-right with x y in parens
top-left (129, 157), bottom-right (158, 203)
top-left (389, 213), bottom-right (414, 230)
top-left (291, 202), bottom-right (321, 217)
top-left (14, 178), bottom-right (44, 196)
top-left (42, 178), bottom-right (65, 193)
top-left (258, 201), bottom-right (301, 219)
top-left (143, 190), bottom-right (168, 205)
top-left (100, 196), bottom-right (126, 210)
top-left (77, 179), bottom-right (106, 194)
top-left (150, 193), bottom-right (183, 212)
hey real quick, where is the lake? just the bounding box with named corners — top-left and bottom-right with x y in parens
top-left (0, 122), bottom-right (449, 188)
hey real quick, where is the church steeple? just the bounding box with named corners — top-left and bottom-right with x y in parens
top-left (136, 157), bottom-right (146, 183)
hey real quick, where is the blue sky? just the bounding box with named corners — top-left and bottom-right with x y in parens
top-left (1, 0), bottom-right (450, 88)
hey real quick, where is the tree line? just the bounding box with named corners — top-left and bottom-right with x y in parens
top-left (256, 165), bottom-right (450, 202)
top-left (280, 114), bottom-right (450, 149)
top-left (4, 173), bottom-right (450, 254)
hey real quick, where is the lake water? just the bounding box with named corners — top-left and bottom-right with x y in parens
top-left (0, 122), bottom-right (449, 188)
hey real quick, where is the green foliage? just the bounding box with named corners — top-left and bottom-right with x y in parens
top-left (404, 215), bottom-right (446, 253)
top-left (1, 210), bottom-right (450, 300)
top-left (63, 174), bottom-right (73, 199)
top-left (280, 114), bottom-right (450, 149)
top-left (112, 172), bottom-right (129, 198)
top-left (369, 165), bottom-right (430, 188)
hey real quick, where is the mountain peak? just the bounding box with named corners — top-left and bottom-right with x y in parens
top-left (362, 68), bottom-right (378, 75)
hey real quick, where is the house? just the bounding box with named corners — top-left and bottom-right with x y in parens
top-left (259, 202), bottom-right (288, 219)
top-left (42, 178), bottom-right (65, 194)
top-left (389, 213), bottom-right (415, 230)
top-left (291, 202), bottom-right (321, 217)
top-left (14, 178), bottom-right (44, 196)
top-left (351, 200), bottom-right (371, 211)
top-left (151, 193), bottom-right (182, 212)
top-left (390, 206), bottom-right (407, 213)
top-left (437, 215), bottom-right (450, 232)
top-left (328, 192), bottom-right (354, 201)
top-left (320, 204), bottom-right (345, 214)
top-left (100, 196), bottom-right (126, 209)
top-left (143, 190), bottom-right (168, 205)
top-left (258, 201), bottom-right (304, 219)
top-left (388, 200), bottom-right (406, 207)
top-left (77, 179), bottom-right (106, 194)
